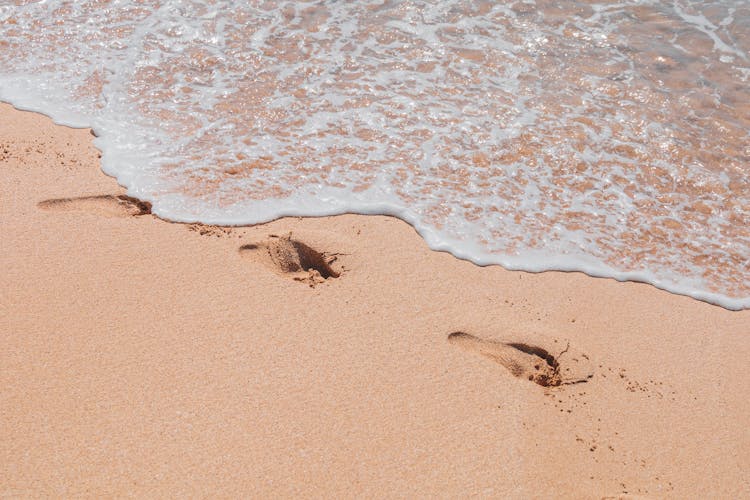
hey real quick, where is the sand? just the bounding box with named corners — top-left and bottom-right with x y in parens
top-left (1, 102), bottom-right (748, 498)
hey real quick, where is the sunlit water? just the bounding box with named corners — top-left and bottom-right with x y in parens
top-left (1, 0), bottom-right (748, 309)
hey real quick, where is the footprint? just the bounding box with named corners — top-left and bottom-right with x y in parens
top-left (448, 332), bottom-right (593, 387)
top-left (38, 195), bottom-right (151, 218)
top-left (239, 234), bottom-right (341, 286)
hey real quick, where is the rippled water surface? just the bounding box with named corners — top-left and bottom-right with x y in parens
top-left (1, 0), bottom-right (748, 308)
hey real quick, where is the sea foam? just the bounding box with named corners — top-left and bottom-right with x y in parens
top-left (1, 0), bottom-right (748, 309)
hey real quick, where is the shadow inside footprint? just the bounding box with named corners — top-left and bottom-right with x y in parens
top-left (38, 195), bottom-right (151, 218)
top-left (448, 331), bottom-right (592, 387)
top-left (240, 235), bottom-right (340, 285)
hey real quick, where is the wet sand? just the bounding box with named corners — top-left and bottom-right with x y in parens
top-left (1, 102), bottom-right (748, 498)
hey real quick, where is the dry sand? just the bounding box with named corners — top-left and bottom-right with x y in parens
top-left (1, 102), bottom-right (748, 498)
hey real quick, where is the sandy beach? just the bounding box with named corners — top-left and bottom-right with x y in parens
top-left (1, 102), bottom-right (748, 497)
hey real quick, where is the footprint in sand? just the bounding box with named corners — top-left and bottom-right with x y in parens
top-left (38, 195), bottom-right (151, 218)
top-left (239, 234), bottom-right (341, 286)
top-left (448, 332), bottom-right (593, 387)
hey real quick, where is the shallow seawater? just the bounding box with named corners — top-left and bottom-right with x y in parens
top-left (1, 0), bottom-right (748, 309)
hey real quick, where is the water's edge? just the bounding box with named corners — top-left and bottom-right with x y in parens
top-left (5, 98), bottom-right (745, 311)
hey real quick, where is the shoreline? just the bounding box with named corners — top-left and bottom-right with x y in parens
top-left (2, 102), bottom-right (748, 497)
top-left (1, 100), bottom-right (746, 311)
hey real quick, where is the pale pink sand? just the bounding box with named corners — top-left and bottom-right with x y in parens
top-left (1, 103), bottom-right (748, 498)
